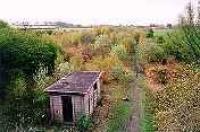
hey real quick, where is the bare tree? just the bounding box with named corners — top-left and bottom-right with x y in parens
top-left (186, 2), bottom-right (195, 25)
top-left (197, 0), bottom-right (200, 25)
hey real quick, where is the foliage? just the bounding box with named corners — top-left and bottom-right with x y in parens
top-left (156, 36), bottom-right (165, 44)
top-left (0, 71), bottom-right (49, 130)
top-left (146, 28), bottom-right (154, 38)
top-left (155, 67), bottom-right (200, 131)
top-left (145, 43), bottom-right (167, 62)
top-left (161, 27), bottom-right (199, 63)
top-left (77, 115), bottom-right (93, 132)
top-left (111, 65), bottom-right (125, 81)
top-left (157, 68), bottom-right (168, 84)
top-left (160, 2), bottom-right (200, 63)
top-left (80, 32), bottom-right (96, 44)
top-left (139, 76), bottom-right (156, 132)
top-left (0, 20), bottom-right (9, 29)
top-left (107, 102), bottom-right (132, 132)
top-left (0, 27), bottom-right (57, 129)
top-left (111, 44), bottom-right (128, 61)
top-left (0, 29), bottom-right (57, 91)
top-left (95, 34), bottom-right (112, 45)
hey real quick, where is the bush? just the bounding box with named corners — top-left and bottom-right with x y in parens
top-left (158, 25), bottom-right (200, 64)
top-left (111, 44), bottom-right (128, 61)
top-left (77, 115), bottom-right (93, 132)
top-left (146, 28), bottom-right (154, 38)
top-left (0, 29), bottom-right (57, 99)
top-left (107, 102), bottom-right (132, 132)
top-left (111, 65), bottom-right (125, 81)
top-left (156, 36), bottom-right (165, 44)
top-left (0, 20), bottom-right (9, 29)
top-left (157, 68), bottom-right (168, 84)
top-left (80, 32), bottom-right (96, 44)
top-left (147, 44), bottom-right (167, 62)
top-left (95, 34), bottom-right (112, 45)
top-left (0, 28), bottom-right (57, 129)
top-left (0, 71), bottom-right (49, 129)
top-left (155, 68), bottom-right (200, 131)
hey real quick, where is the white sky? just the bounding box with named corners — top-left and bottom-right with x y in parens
top-left (0, 0), bottom-right (197, 25)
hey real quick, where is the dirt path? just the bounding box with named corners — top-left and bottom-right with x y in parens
top-left (125, 50), bottom-right (142, 132)
top-left (125, 77), bottom-right (141, 132)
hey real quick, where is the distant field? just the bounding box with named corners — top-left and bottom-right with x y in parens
top-left (61, 27), bottom-right (93, 31)
top-left (153, 28), bottom-right (174, 37)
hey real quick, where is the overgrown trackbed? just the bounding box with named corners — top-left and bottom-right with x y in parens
top-left (124, 76), bottom-right (141, 132)
top-left (124, 47), bottom-right (142, 132)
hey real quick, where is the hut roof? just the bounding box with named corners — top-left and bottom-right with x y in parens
top-left (45, 71), bottom-right (101, 95)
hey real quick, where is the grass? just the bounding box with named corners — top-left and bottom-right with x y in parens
top-left (138, 75), bottom-right (156, 132)
top-left (106, 76), bottom-right (133, 132)
top-left (153, 28), bottom-right (173, 37)
top-left (107, 101), bottom-right (132, 132)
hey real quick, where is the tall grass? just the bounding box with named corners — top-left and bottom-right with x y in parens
top-left (138, 76), bottom-right (156, 132)
top-left (107, 101), bottom-right (132, 132)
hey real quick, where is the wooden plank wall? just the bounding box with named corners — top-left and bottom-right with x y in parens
top-left (50, 96), bottom-right (63, 122)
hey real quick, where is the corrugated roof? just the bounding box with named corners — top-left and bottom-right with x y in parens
top-left (45, 71), bottom-right (101, 95)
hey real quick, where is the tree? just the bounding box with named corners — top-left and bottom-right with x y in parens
top-left (166, 23), bottom-right (172, 28)
top-left (0, 20), bottom-right (9, 28)
top-left (0, 28), bottom-right (58, 129)
top-left (146, 28), bottom-right (154, 38)
top-left (0, 28), bottom-right (58, 98)
top-left (197, 1), bottom-right (200, 25)
top-left (186, 2), bottom-right (194, 25)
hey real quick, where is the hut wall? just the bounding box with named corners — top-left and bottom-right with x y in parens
top-left (73, 95), bottom-right (85, 121)
top-left (89, 86), bottom-right (94, 114)
top-left (84, 79), bottom-right (101, 116)
top-left (48, 79), bottom-right (102, 123)
top-left (97, 79), bottom-right (101, 101)
top-left (84, 94), bottom-right (90, 115)
top-left (50, 96), bottom-right (63, 122)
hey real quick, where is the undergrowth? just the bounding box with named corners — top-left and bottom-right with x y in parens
top-left (138, 75), bottom-right (156, 132)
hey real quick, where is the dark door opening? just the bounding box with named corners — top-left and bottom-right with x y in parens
top-left (62, 96), bottom-right (73, 122)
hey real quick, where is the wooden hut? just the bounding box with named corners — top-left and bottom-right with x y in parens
top-left (45, 71), bottom-right (102, 123)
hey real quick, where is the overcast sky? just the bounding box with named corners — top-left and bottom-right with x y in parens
top-left (0, 0), bottom-right (197, 25)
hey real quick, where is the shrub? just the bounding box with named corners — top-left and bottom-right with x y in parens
top-left (0, 20), bottom-right (9, 28)
top-left (157, 68), bottom-right (168, 84)
top-left (156, 36), bottom-right (165, 44)
top-left (155, 68), bottom-right (200, 131)
top-left (123, 37), bottom-right (135, 53)
top-left (70, 55), bottom-right (84, 71)
top-left (95, 34), bottom-right (112, 45)
top-left (77, 115), bottom-right (93, 132)
top-left (0, 29), bottom-right (57, 92)
top-left (146, 28), bottom-right (154, 38)
top-left (0, 28), bottom-right (57, 129)
top-left (111, 44), bottom-right (128, 61)
top-left (111, 65), bottom-right (125, 81)
top-left (91, 55), bottom-right (122, 82)
top-left (165, 26), bottom-right (200, 63)
top-left (147, 44), bottom-right (167, 62)
top-left (46, 30), bottom-right (53, 35)
top-left (107, 102), bottom-right (132, 132)
top-left (0, 71), bottom-right (49, 129)
top-left (80, 32), bottom-right (95, 44)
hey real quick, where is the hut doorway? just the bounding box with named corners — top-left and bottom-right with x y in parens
top-left (62, 96), bottom-right (73, 122)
